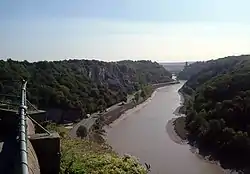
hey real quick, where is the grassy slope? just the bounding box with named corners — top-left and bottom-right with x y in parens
top-left (46, 124), bottom-right (147, 174)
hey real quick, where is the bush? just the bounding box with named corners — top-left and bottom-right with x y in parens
top-left (76, 125), bottom-right (88, 138)
top-left (60, 138), bottom-right (147, 174)
top-left (46, 124), bottom-right (147, 174)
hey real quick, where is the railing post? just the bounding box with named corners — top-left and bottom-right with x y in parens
top-left (19, 80), bottom-right (29, 174)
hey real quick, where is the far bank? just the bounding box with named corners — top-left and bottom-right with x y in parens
top-left (103, 80), bottom-right (181, 126)
top-left (71, 80), bottom-right (180, 140)
top-left (106, 80), bottom-right (225, 174)
top-left (166, 81), bottom-right (189, 144)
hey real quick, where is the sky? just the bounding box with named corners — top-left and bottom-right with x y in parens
top-left (1, 0), bottom-right (250, 62)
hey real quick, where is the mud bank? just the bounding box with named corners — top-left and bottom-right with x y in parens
top-left (104, 81), bottom-right (180, 128)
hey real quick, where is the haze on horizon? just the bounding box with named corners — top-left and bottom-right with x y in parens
top-left (1, 0), bottom-right (250, 63)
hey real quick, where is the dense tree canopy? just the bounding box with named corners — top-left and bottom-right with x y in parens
top-left (0, 59), bottom-right (172, 117)
top-left (180, 55), bottom-right (250, 171)
top-left (178, 55), bottom-right (250, 81)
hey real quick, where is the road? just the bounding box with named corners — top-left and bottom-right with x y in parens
top-left (69, 93), bottom-right (135, 138)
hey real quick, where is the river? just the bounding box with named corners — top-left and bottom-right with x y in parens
top-left (106, 81), bottom-right (225, 174)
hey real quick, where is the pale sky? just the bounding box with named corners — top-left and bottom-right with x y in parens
top-left (1, 0), bottom-right (250, 62)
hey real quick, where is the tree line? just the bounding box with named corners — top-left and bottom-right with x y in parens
top-left (0, 59), bottom-right (172, 120)
top-left (179, 55), bottom-right (250, 172)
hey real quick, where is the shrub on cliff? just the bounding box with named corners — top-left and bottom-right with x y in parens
top-left (46, 124), bottom-right (147, 174)
top-left (60, 137), bottom-right (147, 174)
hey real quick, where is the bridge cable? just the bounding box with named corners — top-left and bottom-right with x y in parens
top-left (26, 114), bottom-right (51, 136)
top-left (26, 100), bottom-right (51, 135)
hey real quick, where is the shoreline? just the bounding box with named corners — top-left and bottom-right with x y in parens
top-left (166, 118), bottom-right (187, 145)
top-left (166, 89), bottom-right (188, 145)
top-left (104, 81), bottom-right (179, 132)
top-left (69, 81), bottom-right (179, 140)
top-left (167, 87), bottom-right (234, 174)
top-left (104, 80), bottom-right (233, 174)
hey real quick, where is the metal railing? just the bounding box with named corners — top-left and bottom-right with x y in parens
top-left (19, 80), bottom-right (29, 174)
top-left (0, 80), bottom-right (52, 173)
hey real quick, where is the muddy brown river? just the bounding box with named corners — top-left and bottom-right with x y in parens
top-left (106, 81), bottom-right (226, 174)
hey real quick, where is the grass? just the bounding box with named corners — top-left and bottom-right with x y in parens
top-left (173, 117), bottom-right (188, 140)
top-left (46, 123), bottom-right (148, 174)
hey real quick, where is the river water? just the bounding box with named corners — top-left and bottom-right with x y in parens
top-left (106, 81), bottom-right (225, 174)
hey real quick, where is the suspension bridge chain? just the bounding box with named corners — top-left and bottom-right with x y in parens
top-left (0, 80), bottom-right (49, 174)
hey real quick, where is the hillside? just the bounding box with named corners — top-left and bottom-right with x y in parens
top-left (180, 55), bottom-right (250, 171)
top-left (177, 61), bottom-right (207, 80)
top-left (0, 59), bottom-right (172, 122)
top-left (46, 124), bottom-right (148, 174)
top-left (177, 57), bottom-right (249, 81)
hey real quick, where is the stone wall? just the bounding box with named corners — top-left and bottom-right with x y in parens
top-left (27, 111), bottom-right (60, 174)
top-left (27, 140), bottom-right (40, 174)
top-left (26, 118), bottom-right (40, 174)
top-left (27, 108), bottom-right (83, 124)
top-left (29, 133), bottom-right (60, 174)
top-left (45, 108), bottom-right (82, 124)
top-left (103, 102), bottom-right (135, 125)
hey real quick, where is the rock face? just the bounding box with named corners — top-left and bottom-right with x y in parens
top-left (78, 60), bottom-right (172, 92)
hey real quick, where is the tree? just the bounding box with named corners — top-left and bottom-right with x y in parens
top-left (122, 96), bottom-right (127, 103)
top-left (76, 125), bottom-right (88, 138)
top-left (0, 59), bottom-right (172, 123)
top-left (182, 55), bottom-right (250, 171)
top-left (140, 90), bottom-right (146, 98)
top-left (134, 93), bottom-right (140, 102)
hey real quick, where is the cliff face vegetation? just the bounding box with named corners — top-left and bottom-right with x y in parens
top-left (46, 124), bottom-right (147, 174)
top-left (0, 59), bottom-right (172, 121)
top-left (179, 55), bottom-right (250, 171)
top-left (177, 56), bottom-right (249, 81)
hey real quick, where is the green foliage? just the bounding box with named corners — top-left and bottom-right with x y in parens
top-left (140, 90), bottom-right (146, 98)
top-left (134, 93), bottom-right (140, 103)
top-left (76, 125), bottom-right (88, 138)
top-left (141, 85), bottom-right (153, 98)
top-left (132, 85), bottom-right (153, 103)
top-left (178, 55), bottom-right (249, 82)
top-left (0, 59), bottom-right (172, 122)
top-left (61, 149), bottom-right (147, 174)
top-left (118, 60), bottom-right (172, 84)
top-left (181, 55), bottom-right (250, 171)
top-left (45, 123), bottom-right (147, 174)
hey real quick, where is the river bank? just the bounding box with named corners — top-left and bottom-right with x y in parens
top-left (106, 84), bottom-right (160, 129)
top-left (107, 81), bottom-right (226, 174)
top-left (103, 81), bottom-right (180, 127)
top-left (70, 81), bottom-right (180, 140)
top-left (166, 118), bottom-right (187, 145)
top-left (166, 86), bottom-right (236, 174)
top-left (166, 88), bottom-right (189, 144)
